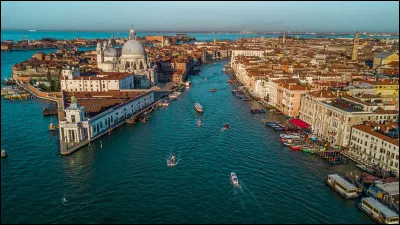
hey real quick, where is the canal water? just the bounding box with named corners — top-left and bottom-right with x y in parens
top-left (1, 51), bottom-right (374, 223)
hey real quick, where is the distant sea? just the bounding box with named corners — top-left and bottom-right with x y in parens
top-left (1, 30), bottom-right (398, 42)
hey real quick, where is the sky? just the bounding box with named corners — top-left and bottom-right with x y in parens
top-left (1, 1), bottom-right (399, 33)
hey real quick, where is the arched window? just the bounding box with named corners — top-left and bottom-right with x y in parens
top-left (133, 62), bottom-right (137, 70)
top-left (140, 61), bottom-right (144, 69)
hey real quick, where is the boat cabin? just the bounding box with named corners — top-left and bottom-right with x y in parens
top-left (359, 197), bottom-right (399, 224)
top-left (327, 174), bottom-right (360, 199)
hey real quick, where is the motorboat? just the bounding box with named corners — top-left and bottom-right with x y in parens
top-left (49, 122), bottom-right (56, 131)
top-left (210, 88), bottom-right (217, 92)
top-left (160, 100), bottom-right (169, 107)
top-left (197, 119), bottom-right (202, 127)
top-left (223, 123), bottom-right (230, 130)
top-left (194, 103), bottom-right (203, 113)
top-left (231, 172), bottom-right (239, 186)
top-left (168, 155), bottom-right (177, 167)
top-left (168, 93), bottom-right (178, 100)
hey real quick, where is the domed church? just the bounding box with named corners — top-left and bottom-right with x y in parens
top-left (96, 25), bottom-right (158, 87)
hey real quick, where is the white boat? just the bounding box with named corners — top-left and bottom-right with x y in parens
top-left (168, 93), bottom-right (178, 100)
top-left (194, 103), bottom-right (203, 113)
top-left (160, 100), bottom-right (169, 107)
top-left (326, 174), bottom-right (360, 199)
top-left (197, 119), bottom-right (202, 127)
top-left (185, 81), bottom-right (191, 88)
top-left (28, 29), bottom-right (36, 32)
top-left (358, 197), bottom-right (399, 224)
top-left (168, 155), bottom-right (177, 167)
top-left (231, 172), bottom-right (239, 186)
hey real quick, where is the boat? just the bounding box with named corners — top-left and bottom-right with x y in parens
top-left (223, 123), bottom-right (230, 130)
top-left (197, 119), bottom-right (202, 127)
top-left (28, 29), bottom-right (36, 32)
top-left (194, 103), bottom-right (203, 113)
top-left (1, 149), bottom-right (7, 158)
top-left (326, 174), bottom-right (360, 199)
top-left (185, 81), bottom-right (191, 88)
top-left (302, 146), bottom-right (311, 153)
top-left (168, 155), bottom-right (177, 167)
top-left (168, 93), bottom-right (178, 100)
top-left (356, 164), bottom-right (374, 174)
top-left (210, 88), bottom-right (217, 92)
top-left (173, 91), bottom-right (182, 96)
top-left (49, 120), bottom-right (56, 131)
top-left (250, 109), bottom-right (266, 114)
top-left (231, 172), bottom-right (239, 186)
top-left (357, 197), bottom-right (399, 224)
top-left (160, 100), bottom-right (169, 107)
top-left (283, 141), bottom-right (292, 146)
top-left (290, 144), bottom-right (303, 151)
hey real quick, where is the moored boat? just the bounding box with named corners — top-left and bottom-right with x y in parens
top-left (326, 174), bottom-right (360, 199)
top-left (1, 149), bottom-right (7, 158)
top-left (356, 164), bottom-right (374, 174)
top-left (194, 103), bottom-right (203, 113)
top-left (168, 93), bottom-right (178, 100)
top-left (357, 197), bottom-right (399, 224)
top-left (290, 144), bottom-right (303, 151)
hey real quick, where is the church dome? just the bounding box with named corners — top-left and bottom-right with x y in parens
top-left (104, 47), bottom-right (117, 57)
top-left (121, 40), bottom-right (145, 56)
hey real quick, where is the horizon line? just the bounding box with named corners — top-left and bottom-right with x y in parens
top-left (1, 29), bottom-right (399, 34)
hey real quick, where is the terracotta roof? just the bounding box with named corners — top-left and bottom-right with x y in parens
top-left (352, 124), bottom-right (399, 146)
top-left (63, 90), bottom-right (150, 117)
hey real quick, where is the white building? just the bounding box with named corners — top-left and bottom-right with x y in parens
top-left (350, 121), bottom-right (399, 177)
top-left (59, 90), bottom-right (155, 146)
top-left (96, 26), bottom-right (158, 87)
top-left (61, 71), bottom-right (134, 92)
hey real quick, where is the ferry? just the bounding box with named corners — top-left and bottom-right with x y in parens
top-left (231, 172), bottom-right (239, 186)
top-left (357, 197), bottom-right (399, 224)
top-left (194, 103), bottom-right (203, 113)
top-left (326, 174), bottom-right (360, 199)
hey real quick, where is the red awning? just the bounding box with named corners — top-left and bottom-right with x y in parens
top-left (288, 118), bottom-right (310, 129)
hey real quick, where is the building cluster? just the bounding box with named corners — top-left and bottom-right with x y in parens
top-left (54, 26), bottom-right (230, 153)
top-left (1, 37), bottom-right (128, 52)
top-left (230, 34), bottom-right (399, 176)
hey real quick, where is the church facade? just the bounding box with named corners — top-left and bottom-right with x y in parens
top-left (97, 26), bottom-right (158, 87)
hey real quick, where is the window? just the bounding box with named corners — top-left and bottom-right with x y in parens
top-left (71, 115), bottom-right (75, 123)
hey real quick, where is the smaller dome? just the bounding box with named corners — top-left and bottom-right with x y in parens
top-left (104, 47), bottom-right (117, 57)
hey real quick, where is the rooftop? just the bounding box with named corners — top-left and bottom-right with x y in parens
top-left (325, 98), bottom-right (365, 113)
top-left (63, 90), bottom-right (150, 118)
